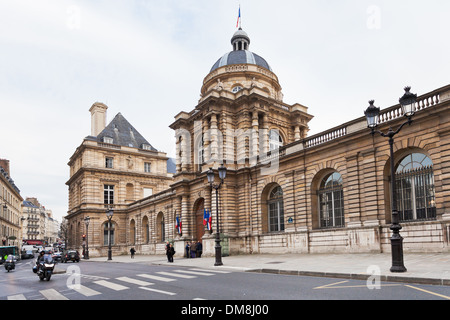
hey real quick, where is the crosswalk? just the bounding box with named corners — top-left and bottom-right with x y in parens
top-left (5, 268), bottom-right (231, 300)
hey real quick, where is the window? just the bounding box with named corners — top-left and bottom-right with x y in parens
top-left (269, 129), bottom-right (283, 151)
top-left (318, 172), bottom-right (344, 228)
top-left (141, 144), bottom-right (152, 150)
top-left (105, 157), bottom-right (113, 168)
top-left (104, 185), bottom-right (114, 205)
top-left (232, 86), bottom-right (243, 93)
top-left (103, 222), bottom-right (115, 246)
top-left (197, 135), bottom-right (204, 171)
top-left (268, 186), bottom-right (284, 232)
top-left (144, 162), bottom-right (151, 173)
top-left (103, 137), bottom-right (113, 144)
top-left (395, 153), bottom-right (436, 221)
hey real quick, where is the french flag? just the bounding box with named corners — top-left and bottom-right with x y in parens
top-left (236, 6), bottom-right (241, 28)
top-left (203, 209), bottom-right (212, 230)
top-left (176, 216), bottom-right (182, 234)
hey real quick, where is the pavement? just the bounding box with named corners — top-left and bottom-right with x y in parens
top-left (82, 252), bottom-right (450, 286)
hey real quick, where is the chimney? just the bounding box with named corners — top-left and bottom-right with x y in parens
top-left (89, 102), bottom-right (108, 136)
top-left (0, 159), bottom-right (10, 175)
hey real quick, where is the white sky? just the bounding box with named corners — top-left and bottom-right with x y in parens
top-left (0, 0), bottom-right (449, 221)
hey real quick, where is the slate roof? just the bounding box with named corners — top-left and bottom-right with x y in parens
top-left (210, 50), bottom-right (272, 73)
top-left (86, 113), bottom-right (157, 151)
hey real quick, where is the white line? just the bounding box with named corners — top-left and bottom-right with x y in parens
top-left (116, 276), bottom-right (154, 286)
top-left (7, 294), bottom-right (26, 300)
top-left (68, 284), bottom-right (102, 297)
top-left (139, 286), bottom-right (176, 296)
top-left (137, 274), bottom-right (176, 282)
top-left (190, 268), bottom-right (231, 274)
top-left (174, 269), bottom-right (215, 276)
top-left (157, 271), bottom-right (196, 279)
top-left (93, 280), bottom-right (129, 291)
top-left (40, 289), bottom-right (69, 300)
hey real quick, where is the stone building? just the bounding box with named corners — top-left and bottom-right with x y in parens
top-left (66, 28), bottom-right (450, 257)
top-left (0, 159), bottom-right (23, 247)
top-left (66, 103), bottom-right (175, 256)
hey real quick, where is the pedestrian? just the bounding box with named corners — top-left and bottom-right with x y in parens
top-left (165, 241), bottom-right (171, 262)
top-left (185, 241), bottom-right (190, 258)
top-left (167, 244), bottom-right (175, 262)
top-left (196, 241), bottom-right (202, 258)
top-left (130, 247), bottom-right (136, 259)
top-left (190, 242), bottom-right (196, 258)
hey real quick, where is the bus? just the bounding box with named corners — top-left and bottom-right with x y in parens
top-left (0, 246), bottom-right (20, 264)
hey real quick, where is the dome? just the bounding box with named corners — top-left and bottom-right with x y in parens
top-left (210, 28), bottom-right (272, 73)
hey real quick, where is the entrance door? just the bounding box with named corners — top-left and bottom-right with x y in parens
top-left (194, 198), bottom-right (205, 242)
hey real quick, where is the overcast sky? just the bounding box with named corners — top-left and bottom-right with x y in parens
top-left (1, 0), bottom-right (449, 221)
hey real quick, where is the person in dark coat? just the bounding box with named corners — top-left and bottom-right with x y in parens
top-left (130, 247), bottom-right (136, 259)
top-left (185, 242), bottom-right (190, 258)
top-left (167, 244), bottom-right (175, 262)
top-left (196, 241), bottom-right (202, 258)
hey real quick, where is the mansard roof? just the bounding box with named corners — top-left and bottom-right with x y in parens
top-left (87, 112), bottom-right (157, 151)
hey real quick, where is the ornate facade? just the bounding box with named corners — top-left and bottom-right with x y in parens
top-left (66, 28), bottom-right (450, 257)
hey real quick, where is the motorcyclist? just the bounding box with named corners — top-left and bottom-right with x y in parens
top-left (36, 251), bottom-right (45, 265)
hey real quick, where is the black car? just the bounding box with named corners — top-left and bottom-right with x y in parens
top-left (62, 250), bottom-right (80, 263)
top-left (21, 250), bottom-right (34, 259)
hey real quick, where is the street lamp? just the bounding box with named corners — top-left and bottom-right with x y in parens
top-left (207, 164), bottom-right (227, 266)
top-left (106, 208), bottom-right (114, 261)
top-left (84, 216), bottom-right (90, 260)
top-left (364, 86), bottom-right (417, 273)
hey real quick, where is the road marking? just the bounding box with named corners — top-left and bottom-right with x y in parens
top-left (173, 269), bottom-right (215, 276)
top-left (68, 284), bottom-right (102, 297)
top-left (40, 289), bottom-right (69, 300)
top-left (116, 276), bottom-right (154, 286)
top-left (314, 280), bottom-right (402, 289)
top-left (190, 268), bottom-right (231, 274)
top-left (93, 280), bottom-right (129, 291)
top-left (157, 271), bottom-right (196, 279)
top-left (314, 280), bottom-right (349, 289)
top-left (405, 285), bottom-right (450, 300)
top-left (7, 294), bottom-right (26, 300)
top-left (139, 286), bottom-right (177, 296)
top-left (137, 274), bottom-right (176, 282)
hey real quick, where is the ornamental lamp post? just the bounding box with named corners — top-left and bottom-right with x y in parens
top-left (364, 86), bottom-right (417, 273)
top-left (207, 164), bottom-right (227, 266)
top-left (84, 216), bottom-right (90, 260)
top-left (106, 208), bottom-right (114, 261)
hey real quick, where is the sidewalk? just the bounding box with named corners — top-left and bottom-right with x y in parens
top-left (84, 252), bottom-right (450, 286)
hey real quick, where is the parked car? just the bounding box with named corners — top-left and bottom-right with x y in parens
top-left (62, 250), bottom-right (80, 263)
top-left (21, 250), bottom-right (34, 259)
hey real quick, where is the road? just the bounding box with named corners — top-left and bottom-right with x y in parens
top-left (1, 258), bottom-right (449, 302)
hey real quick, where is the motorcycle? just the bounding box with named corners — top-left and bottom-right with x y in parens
top-left (33, 254), bottom-right (55, 281)
top-left (4, 255), bottom-right (15, 272)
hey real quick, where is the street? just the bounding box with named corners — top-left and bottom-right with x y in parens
top-left (1, 258), bottom-right (450, 302)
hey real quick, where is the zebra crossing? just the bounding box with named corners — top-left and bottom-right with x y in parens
top-left (6, 268), bottom-right (231, 300)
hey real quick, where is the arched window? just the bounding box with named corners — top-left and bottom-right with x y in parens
top-left (130, 219), bottom-right (136, 245)
top-left (142, 216), bottom-right (149, 244)
top-left (269, 129), bottom-right (283, 151)
top-left (318, 172), bottom-right (344, 228)
top-left (268, 186), bottom-right (284, 232)
top-left (156, 212), bottom-right (165, 242)
top-left (395, 153), bottom-right (436, 221)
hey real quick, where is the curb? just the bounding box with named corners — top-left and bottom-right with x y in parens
top-left (246, 268), bottom-right (450, 286)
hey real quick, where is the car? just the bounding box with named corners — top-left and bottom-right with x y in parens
top-left (52, 251), bottom-right (62, 262)
top-left (21, 250), bottom-right (34, 259)
top-left (62, 250), bottom-right (80, 263)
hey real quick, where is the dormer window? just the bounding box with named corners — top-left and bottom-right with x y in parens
top-left (103, 137), bottom-right (113, 144)
top-left (142, 144), bottom-right (152, 151)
